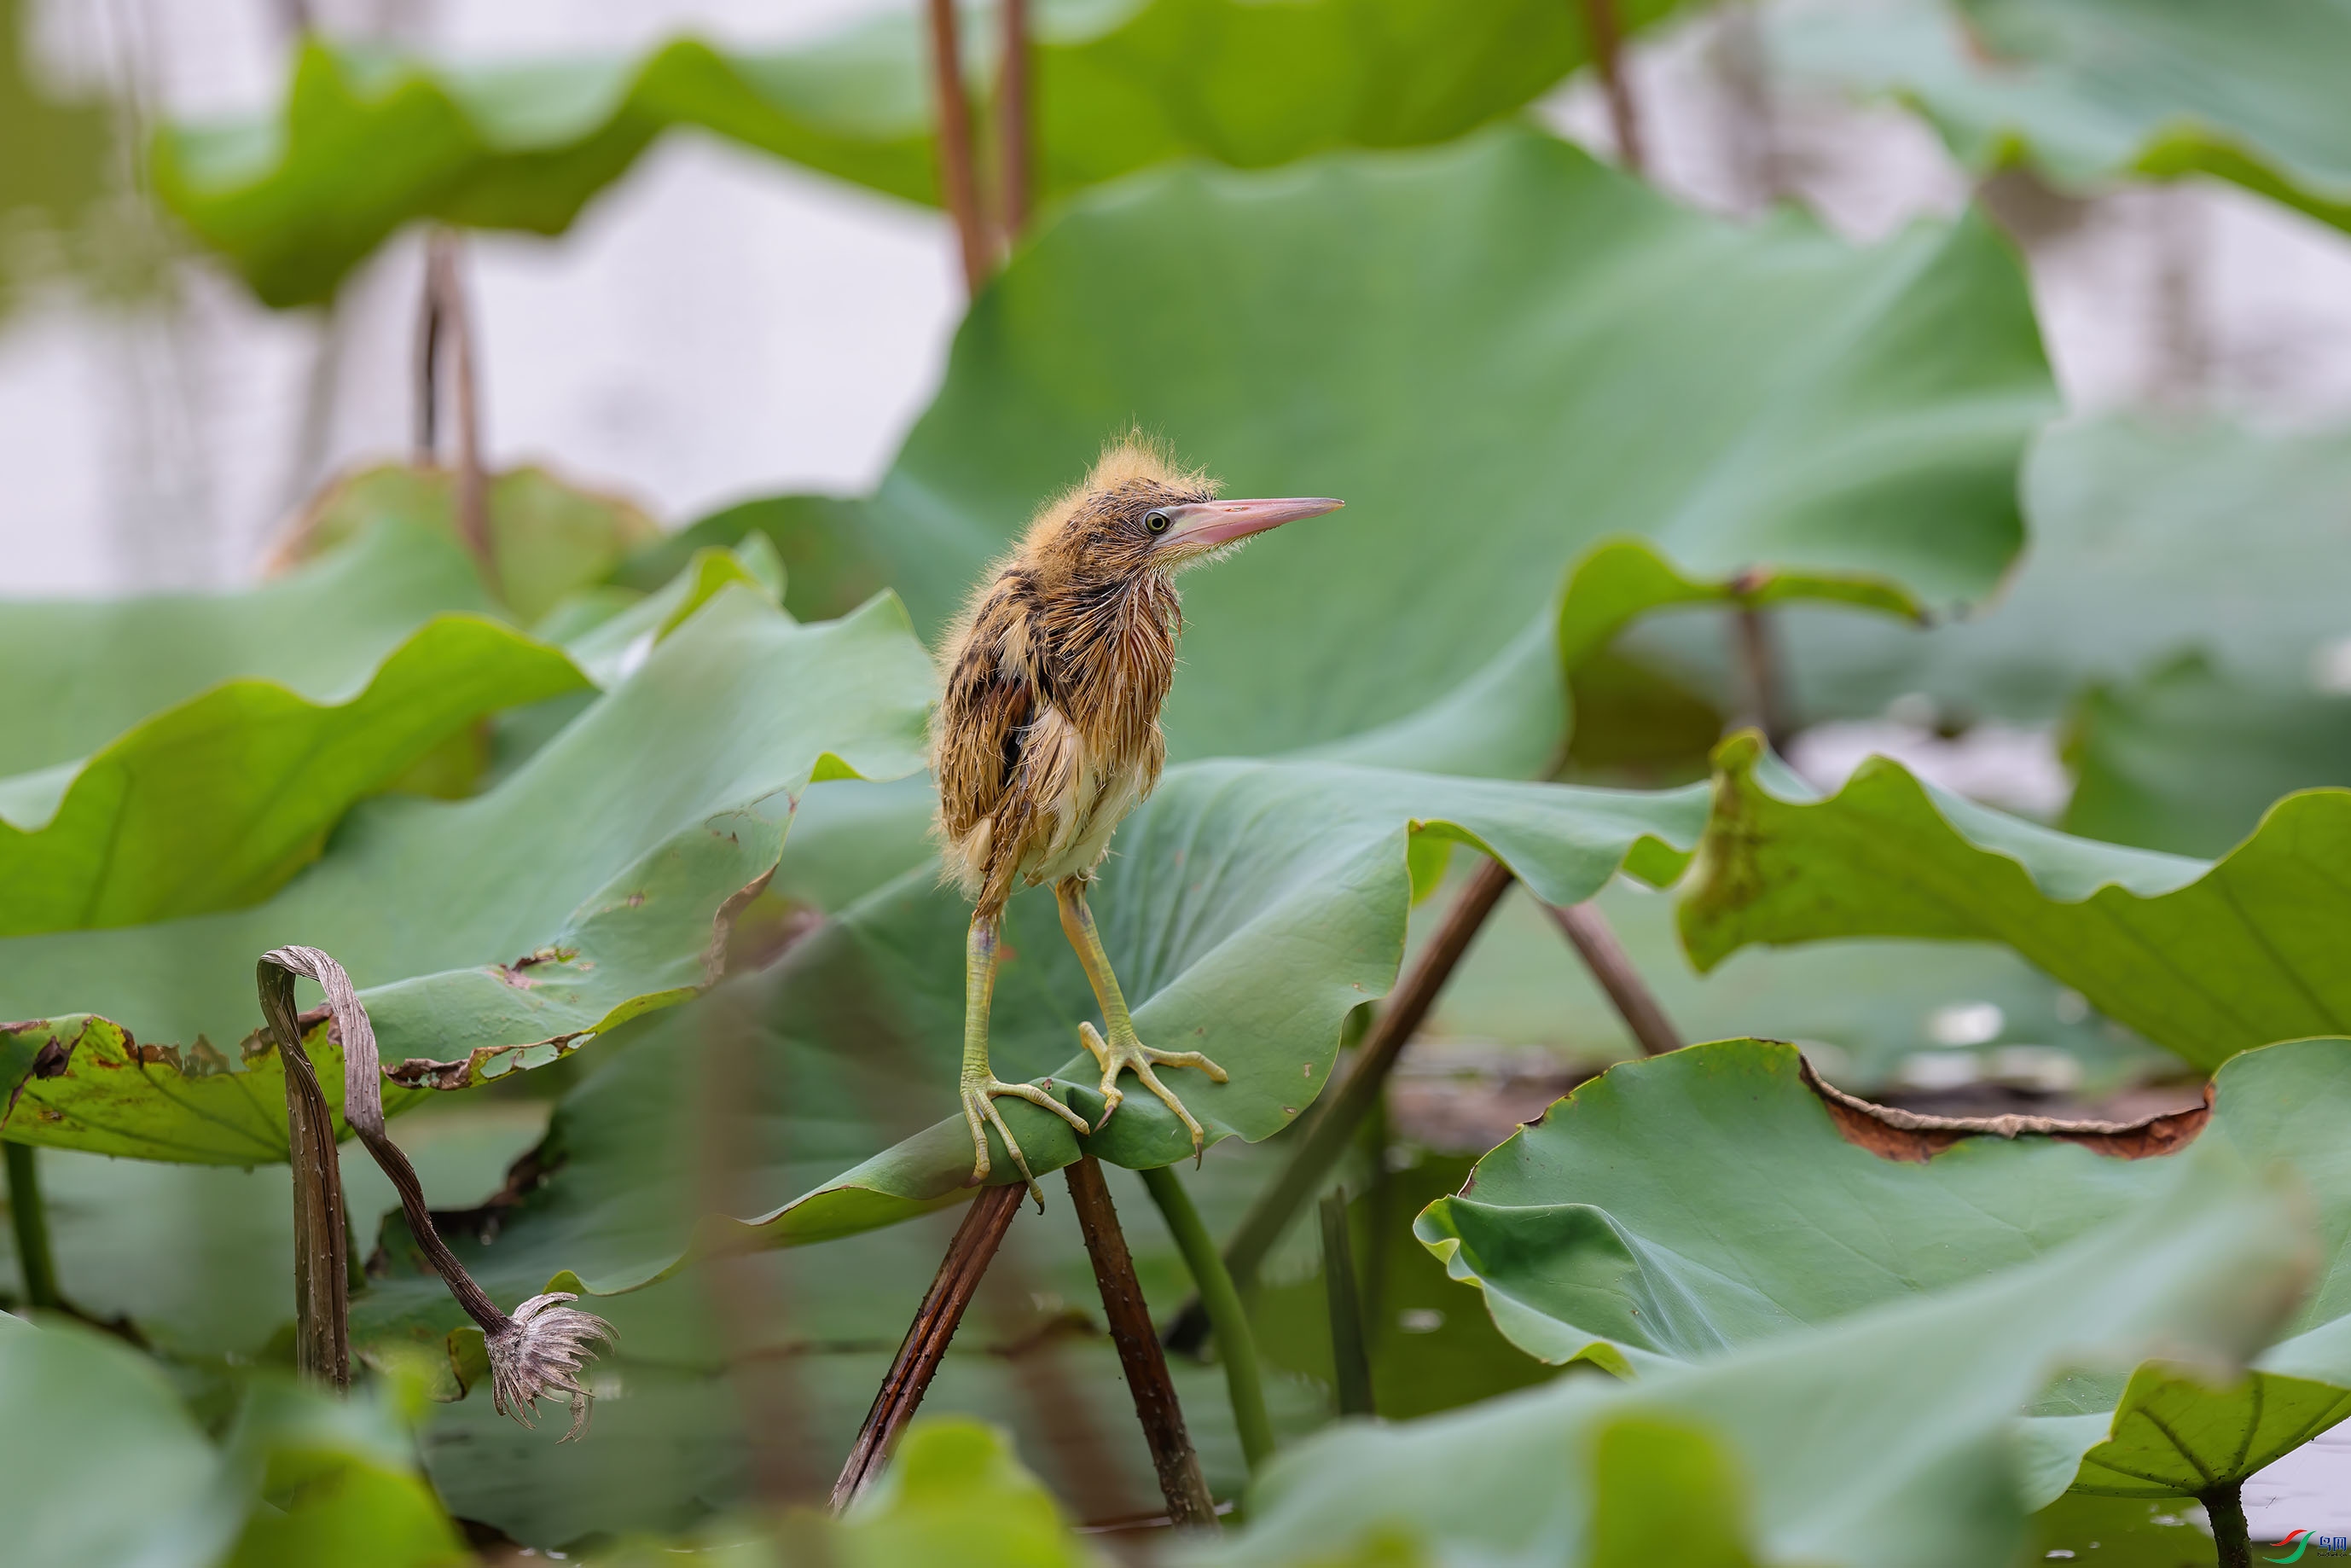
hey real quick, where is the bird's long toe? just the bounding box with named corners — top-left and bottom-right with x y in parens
top-left (1078, 1022), bottom-right (1225, 1161)
top-left (961, 1074), bottom-right (1089, 1208)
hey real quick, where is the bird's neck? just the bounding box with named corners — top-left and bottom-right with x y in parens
top-left (1041, 566), bottom-right (1181, 749)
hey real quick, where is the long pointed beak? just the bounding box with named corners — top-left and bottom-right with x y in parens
top-left (1162, 496), bottom-right (1344, 548)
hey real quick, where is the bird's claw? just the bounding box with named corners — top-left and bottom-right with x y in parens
top-left (960, 1072), bottom-right (1091, 1210)
top-left (1077, 1021), bottom-right (1228, 1164)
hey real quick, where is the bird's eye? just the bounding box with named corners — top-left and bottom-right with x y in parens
top-left (1144, 509), bottom-right (1171, 534)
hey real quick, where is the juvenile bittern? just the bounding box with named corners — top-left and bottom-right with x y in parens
top-left (933, 437), bottom-right (1343, 1199)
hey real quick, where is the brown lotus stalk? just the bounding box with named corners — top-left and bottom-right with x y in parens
top-left (257, 945), bottom-right (614, 1437)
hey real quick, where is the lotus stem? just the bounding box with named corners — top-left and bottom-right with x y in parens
top-left (1167, 856), bottom-right (1517, 1354)
top-left (274, 1002), bottom-right (352, 1387)
top-left (5, 1142), bottom-right (62, 1312)
top-left (925, 0), bottom-right (995, 294)
top-left (2202, 1483), bottom-right (2251, 1568)
top-left (833, 1181), bottom-right (1025, 1510)
top-left (1064, 1156), bottom-right (1217, 1527)
top-left (1142, 1163), bottom-right (1274, 1478)
top-left (412, 241), bottom-right (442, 461)
top-left (417, 230), bottom-right (496, 588)
top-left (996, 0), bottom-right (1032, 242)
top-left (1542, 898), bottom-right (1682, 1057)
top-left (257, 947), bottom-right (612, 1434)
top-left (1732, 601), bottom-right (1791, 751)
top-left (1318, 1190), bottom-right (1374, 1418)
top-left (1579, 0), bottom-right (1645, 175)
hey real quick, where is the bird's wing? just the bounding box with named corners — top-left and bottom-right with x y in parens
top-left (933, 589), bottom-right (1043, 839)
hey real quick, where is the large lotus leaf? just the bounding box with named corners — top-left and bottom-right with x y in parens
top-left (0, 1313), bottom-right (237, 1568)
top-left (1751, 416), bottom-right (2351, 865)
top-left (805, 126), bottom-right (2048, 774)
top-left (0, 1314), bottom-right (463, 1568)
top-left (1622, 415), bottom-right (2351, 738)
top-left (1419, 874), bottom-right (2173, 1095)
top-left (287, 464), bottom-right (663, 626)
top-left (2062, 1362), bottom-right (2351, 1501)
top-left (154, 0), bottom-right (1692, 309)
top-left (1417, 1037), bottom-right (2351, 1505)
top-left (1215, 1139), bottom-right (2307, 1567)
top-left (538, 764), bottom-right (1705, 1281)
top-left (617, 494), bottom-right (888, 624)
top-left (0, 538), bottom-right (782, 943)
top-left (0, 588), bottom-right (933, 1164)
top-left (1676, 733), bottom-right (2351, 1074)
top-left (212, 1377), bottom-right (472, 1568)
top-left (330, 766), bottom-right (1704, 1333)
top-left (2060, 653), bottom-right (2351, 859)
top-left (0, 518), bottom-right (492, 778)
top-left (0, 614), bottom-right (587, 936)
top-left (1772, 0), bottom-right (2351, 233)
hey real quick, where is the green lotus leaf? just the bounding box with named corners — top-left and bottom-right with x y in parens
top-left (0, 614), bottom-right (588, 936)
top-left (1625, 418), bottom-right (2351, 846)
top-left (1680, 732), bottom-right (2351, 1072)
top-left (1756, 417), bottom-right (2351, 723)
top-left (2064, 1362), bottom-right (2351, 1501)
top-left (0, 1313), bottom-right (463, 1568)
top-left (0, 518), bottom-right (492, 780)
top-left (681, 128), bottom-right (2048, 775)
top-left (641, 766), bottom-right (1708, 1262)
top-left (0, 1313), bottom-right (240, 1568)
top-left (1710, 415), bottom-right (2351, 861)
top-left (1773, 0), bottom-right (2351, 233)
top-left (616, 494), bottom-right (883, 622)
top-left (289, 463), bottom-right (663, 625)
top-left (1417, 1037), bottom-right (2351, 1507)
top-left (154, 0), bottom-right (1695, 308)
top-left (0, 534), bottom-right (788, 940)
top-left (324, 763), bottom-right (1704, 1338)
top-left (1420, 874), bottom-right (2173, 1095)
top-left (1218, 1134), bottom-right (2307, 1566)
top-left (2060, 651), bottom-right (2351, 860)
top-left (833, 1419), bottom-right (1094, 1568)
top-left (0, 587), bottom-right (933, 1164)
top-left (556, 536), bottom-right (783, 687)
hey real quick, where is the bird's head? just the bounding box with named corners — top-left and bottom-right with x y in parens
top-left (1019, 435), bottom-right (1343, 584)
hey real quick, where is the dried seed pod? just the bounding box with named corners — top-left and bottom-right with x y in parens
top-left (490, 1291), bottom-right (618, 1440)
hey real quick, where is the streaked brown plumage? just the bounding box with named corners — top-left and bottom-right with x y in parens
top-left (931, 436), bottom-right (1343, 1198)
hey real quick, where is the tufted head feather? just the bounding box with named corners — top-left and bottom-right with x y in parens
top-left (1018, 432), bottom-right (1219, 562)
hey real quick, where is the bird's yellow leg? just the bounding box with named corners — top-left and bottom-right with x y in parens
top-left (1055, 878), bottom-right (1228, 1160)
top-left (961, 911), bottom-right (1090, 1205)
